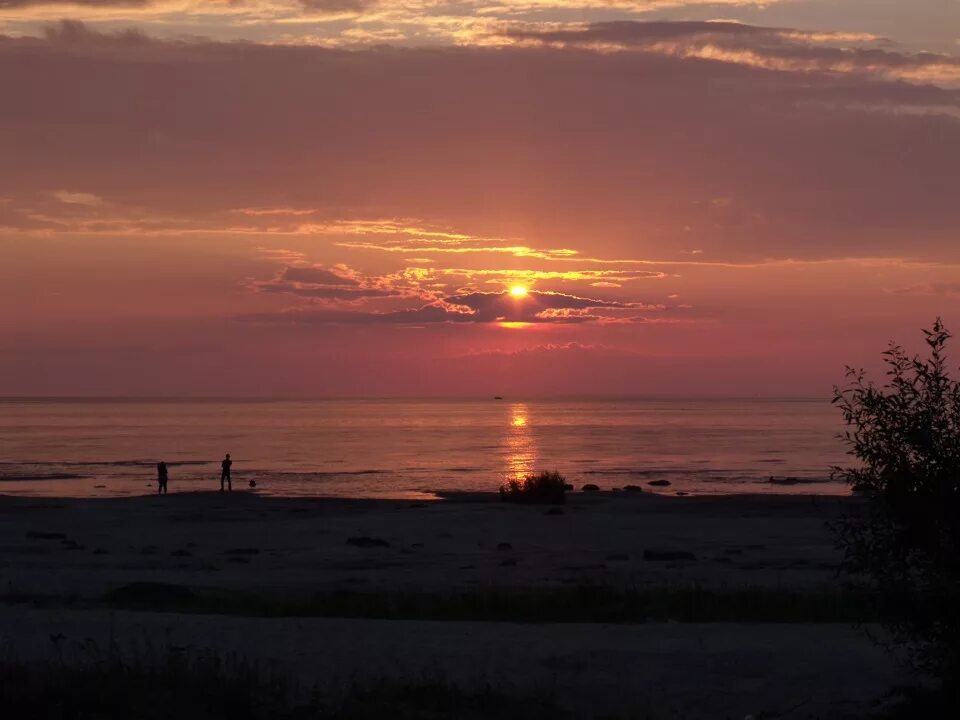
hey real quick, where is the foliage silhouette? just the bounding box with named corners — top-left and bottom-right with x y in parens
top-left (499, 470), bottom-right (567, 505)
top-left (833, 319), bottom-right (960, 700)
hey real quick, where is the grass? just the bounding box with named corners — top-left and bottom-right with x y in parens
top-left (0, 643), bottom-right (573, 720)
top-left (30, 582), bottom-right (883, 624)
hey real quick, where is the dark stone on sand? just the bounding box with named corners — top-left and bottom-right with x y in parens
top-left (648, 480), bottom-right (671, 487)
top-left (623, 485), bottom-right (643, 492)
top-left (94, 485), bottom-right (106, 489)
top-left (497, 542), bottom-right (513, 552)
top-left (347, 536), bottom-right (391, 548)
top-left (675, 491), bottom-right (689, 496)
top-left (581, 484), bottom-right (600, 492)
top-left (171, 549), bottom-right (193, 557)
top-left (103, 582), bottom-right (196, 606)
top-left (545, 507), bottom-right (564, 515)
top-left (644, 549), bottom-right (697, 562)
top-left (769, 475), bottom-right (817, 485)
top-left (248, 480), bottom-right (257, 488)
top-left (26, 531), bottom-right (67, 541)
top-left (224, 547), bottom-right (260, 555)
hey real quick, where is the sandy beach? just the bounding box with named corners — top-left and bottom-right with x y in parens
top-left (0, 490), bottom-right (904, 718)
top-left (0, 491), bottom-right (852, 596)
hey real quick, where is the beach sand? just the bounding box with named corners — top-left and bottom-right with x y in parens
top-left (0, 490), bottom-right (900, 717)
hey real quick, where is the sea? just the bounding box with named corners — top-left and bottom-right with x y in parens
top-left (0, 398), bottom-right (854, 498)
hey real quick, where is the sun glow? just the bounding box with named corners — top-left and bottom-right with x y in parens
top-left (506, 404), bottom-right (535, 481)
top-left (509, 285), bottom-right (528, 297)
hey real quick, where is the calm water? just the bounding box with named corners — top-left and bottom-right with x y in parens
top-left (0, 398), bottom-right (853, 498)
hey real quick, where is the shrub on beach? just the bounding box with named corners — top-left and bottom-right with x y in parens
top-left (833, 319), bottom-right (960, 703)
top-left (499, 471), bottom-right (567, 505)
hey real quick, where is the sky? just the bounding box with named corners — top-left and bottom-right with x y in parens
top-left (2, 0), bottom-right (959, 397)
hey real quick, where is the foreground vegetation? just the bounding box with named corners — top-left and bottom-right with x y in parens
top-left (1, 582), bottom-right (878, 624)
top-left (0, 645), bottom-right (568, 720)
top-left (3, 640), bottom-right (952, 719)
top-left (499, 470), bottom-right (568, 505)
top-left (833, 319), bottom-right (960, 705)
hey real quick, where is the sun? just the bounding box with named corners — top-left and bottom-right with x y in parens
top-left (509, 285), bottom-right (528, 298)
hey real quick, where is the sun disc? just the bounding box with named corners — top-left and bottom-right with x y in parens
top-left (509, 285), bottom-right (528, 297)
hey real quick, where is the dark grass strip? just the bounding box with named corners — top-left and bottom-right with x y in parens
top-left (83, 583), bottom-right (879, 623)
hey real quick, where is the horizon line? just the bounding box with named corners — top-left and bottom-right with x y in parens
top-left (0, 394), bottom-right (832, 402)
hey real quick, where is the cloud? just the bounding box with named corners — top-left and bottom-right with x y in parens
top-left (237, 288), bottom-right (668, 325)
top-left (1, 22), bottom-right (958, 267)
top-left (234, 207), bottom-right (318, 217)
top-left (421, 268), bottom-right (666, 284)
top-left (280, 265), bottom-right (359, 286)
top-left (889, 282), bottom-right (960, 297)
top-left (504, 21), bottom-right (960, 86)
top-left (52, 190), bottom-right (103, 206)
top-left (0, 0), bottom-right (149, 6)
top-left (456, 341), bottom-right (625, 358)
top-left (298, 0), bottom-right (377, 12)
top-left (249, 263), bottom-right (411, 300)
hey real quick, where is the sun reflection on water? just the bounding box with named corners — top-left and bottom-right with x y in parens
top-left (504, 403), bottom-right (536, 481)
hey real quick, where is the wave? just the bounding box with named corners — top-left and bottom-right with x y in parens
top-left (0, 473), bottom-right (85, 481)
top-left (767, 475), bottom-right (834, 485)
top-left (583, 468), bottom-right (696, 476)
top-left (0, 459), bottom-right (213, 468)
top-left (244, 469), bottom-right (385, 478)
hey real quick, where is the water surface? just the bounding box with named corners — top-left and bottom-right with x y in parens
top-left (0, 398), bottom-right (851, 498)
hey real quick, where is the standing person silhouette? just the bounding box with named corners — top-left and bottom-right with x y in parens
top-left (220, 453), bottom-right (232, 492)
top-left (157, 461), bottom-right (168, 495)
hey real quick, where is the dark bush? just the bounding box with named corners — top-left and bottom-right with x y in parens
top-left (499, 471), bottom-right (567, 505)
top-left (833, 319), bottom-right (960, 698)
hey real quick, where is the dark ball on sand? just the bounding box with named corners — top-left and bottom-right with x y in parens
top-left (249, 480), bottom-right (257, 488)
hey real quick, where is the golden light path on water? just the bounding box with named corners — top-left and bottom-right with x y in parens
top-left (505, 403), bottom-right (536, 481)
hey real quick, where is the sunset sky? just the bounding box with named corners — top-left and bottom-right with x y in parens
top-left (2, 0), bottom-right (959, 396)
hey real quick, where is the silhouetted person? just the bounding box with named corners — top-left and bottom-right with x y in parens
top-left (157, 461), bottom-right (168, 495)
top-left (220, 453), bottom-right (232, 491)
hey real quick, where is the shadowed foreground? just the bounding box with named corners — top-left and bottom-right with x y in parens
top-left (2, 607), bottom-right (897, 719)
top-left (0, 491), bottom-right (910, 717)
